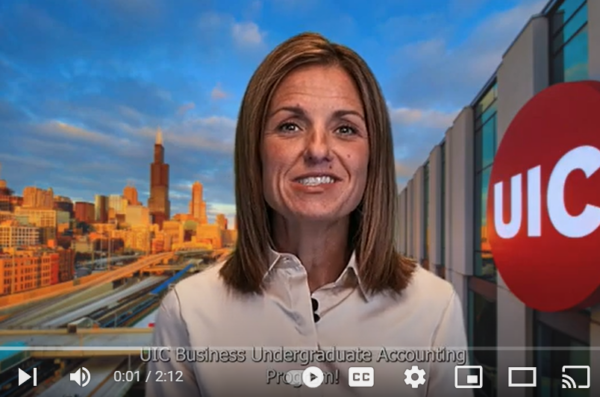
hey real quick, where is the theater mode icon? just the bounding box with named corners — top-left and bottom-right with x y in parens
top-left (508, 367), bottom-right (536, 387)
top-left (562, 366), bottom-right (590, 389)
top-left (454, 365), bottom-right (483, 388)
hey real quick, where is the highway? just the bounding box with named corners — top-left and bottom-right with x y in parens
top-left (0, 251), bottom-right (216, 396)
top-left (41, 277), bottom-right (165, 328)
top-left (0, 252), bottom-right (174, 313)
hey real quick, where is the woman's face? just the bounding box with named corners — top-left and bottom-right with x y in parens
top-left (261, 65), bottom-right (369, 223)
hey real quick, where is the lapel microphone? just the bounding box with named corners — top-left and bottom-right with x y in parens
top-left (311, 297), bottom-right (320, 323)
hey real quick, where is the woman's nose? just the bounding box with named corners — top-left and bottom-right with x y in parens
top-left (303, 128), bottom-right (333, 164)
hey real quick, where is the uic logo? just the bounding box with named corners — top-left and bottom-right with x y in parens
top-left (487, 81), bottom-right (600, 312)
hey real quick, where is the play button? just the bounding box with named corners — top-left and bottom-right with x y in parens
top-left (18, 369), bottom-right (31, 386)
top-left (302, 366), bottom-right (324, 388)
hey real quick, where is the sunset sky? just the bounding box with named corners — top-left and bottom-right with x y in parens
top-left (0, 0), bottom-right (544, 222)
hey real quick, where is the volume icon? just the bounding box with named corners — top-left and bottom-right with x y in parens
top-left (70, 367), bottom-right (91, 387)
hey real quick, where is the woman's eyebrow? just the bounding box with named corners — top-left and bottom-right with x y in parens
top-left (268, 106), bottom-right (364, 121)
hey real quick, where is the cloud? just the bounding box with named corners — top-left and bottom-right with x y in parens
top-left (389, 105), bottom-right (455, 187)
top-left (265, 0), bottom-right (319, 11)
top-left (232, 22), bottom-right (266, 47)
top-left (207, 202), bottom-right (237, 221)
top-left (378, 14), bottom-right (453, 44)
top-left (197, 12), bottom-right (266, 52)
top-left (383, 0), bottom-right (545, 189)
top-left (389, 1), bottom-right (545, 109)
top-left (0, 100), bottom-right (29, 122)
top-left (395, 161), bottom-right (413, 180)
top-left (210, 84), bottom-right (228, 100)
top-left (177, 102), bottom-right (195, 116)
top-left (0, 153), bottom-right (58, 171)
top-left (389, 106), bottom-right (457, 130)
top-left (38, 121), bottom-right (113, 145)
top-left (123, 116), bottom-right (237, 154)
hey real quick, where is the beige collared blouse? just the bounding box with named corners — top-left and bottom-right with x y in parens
top-left (146, 249), bottom-right (473, 397)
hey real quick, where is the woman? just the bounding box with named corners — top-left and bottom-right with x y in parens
top-left (147, 32), bottom-right (471, 397)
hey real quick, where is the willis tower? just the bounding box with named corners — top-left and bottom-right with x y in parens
top-left (148, 128), bottom-right (170, 227)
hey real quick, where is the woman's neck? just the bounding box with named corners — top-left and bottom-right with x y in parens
top-left (272, 215), bottom-right (350, 292)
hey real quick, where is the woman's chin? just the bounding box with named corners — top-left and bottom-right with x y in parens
top-left (288, 208), bottom-right (346, 223)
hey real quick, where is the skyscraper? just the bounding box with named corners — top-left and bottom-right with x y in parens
top-left (22, 187), bottom-right (54, 209)
top-left (94, 195), bottom-right (108, 223)
top-left (123, 184), bottom-right (140, 205)
top-left (189, 181), bottom-right (207, 224)
top-left (148, 128), bottom-right (170, 227)
top-left (216, 213), bottom-right (227, 230)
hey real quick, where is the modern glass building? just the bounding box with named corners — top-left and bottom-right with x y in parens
top-left (395, 1), bottom-right (598, 396)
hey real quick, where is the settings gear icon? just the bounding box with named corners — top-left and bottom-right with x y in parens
top-left (404, 365), bottom-right (426, 388)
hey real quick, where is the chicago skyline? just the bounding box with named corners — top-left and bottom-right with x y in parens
top-left (0, 132), bottom-right (226, 227)
top-left (0, 1), bottom-right (542, 228)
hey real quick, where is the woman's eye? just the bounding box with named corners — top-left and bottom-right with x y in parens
top-left (337, 125), bottom-right (357, 135)
top-left (278, 122), bottom-right (299, 132)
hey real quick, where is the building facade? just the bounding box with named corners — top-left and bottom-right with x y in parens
top-left (125, 205), bottom-right (151, 227)
top-left (53, 196), bottom-right (74, 217)
top-left (74, 201), bottom-right (95, 224)
top-left (109, 194), bottom-right (127, 215)
top-left (148, 129), bottom-right (170, 226)
top-left (14, 208), bottom-right (69, 244)
top-left (94, 195), bottom-right (108, 223)
top-left (0, 221), bottom-right (40, 248)
top-left (396, 1), bottom-right (598, 396)
top-left (123, 184), bottom-right (140, 206)
top-left (0, 248), bottom-right (73, 295)
top-left (22, 186), bottom-right (54, 209)
top-left (189, 181), bottom-right (207, 224)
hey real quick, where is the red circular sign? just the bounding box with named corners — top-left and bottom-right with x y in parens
top-left (487, 81), bottom-right (600, 312)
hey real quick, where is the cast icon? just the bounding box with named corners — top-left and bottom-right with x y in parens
top-left (562, 366), bottom-right (590, 389)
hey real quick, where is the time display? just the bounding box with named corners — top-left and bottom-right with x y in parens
top-left (113, 370), bottom-right (184, 383)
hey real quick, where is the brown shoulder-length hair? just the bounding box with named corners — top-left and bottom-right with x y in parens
top-left (220, 32), bottom-right (415, 295)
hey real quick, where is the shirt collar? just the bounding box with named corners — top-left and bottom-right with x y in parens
top-left (265, 246), bottom-right (370, 302)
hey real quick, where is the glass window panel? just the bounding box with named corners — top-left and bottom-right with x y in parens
top-left (475, 129), bottom-right (483, 172)
top-left (474, 172), bottom-right (482, 249)
top-left (480, 166), bottom-right (491, 236)
top-left (550, 0), bottom-right (587, 37)
top-left (440, 144), bottom-right (445, 267)
top-left (474, 251), bottom-right (496, 282)
top-left (468, 290), bottom-right (497, 397)
top-left (563, 27), bottom-right (589, 82)
top-left (475, 83), bottom-right (498, 119)
top-left (480, 102), bottom-right (497, 126)
top-left (552, 4), bottom-right (587, 54)
top-left (423, 163), bottom-right (429, 262)
top-left (552, 26), bottom-right (589, 83)
top-left (481, 117), bottom-right (496, 170)
top-left (474, 167), bottom-right (497, 281)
